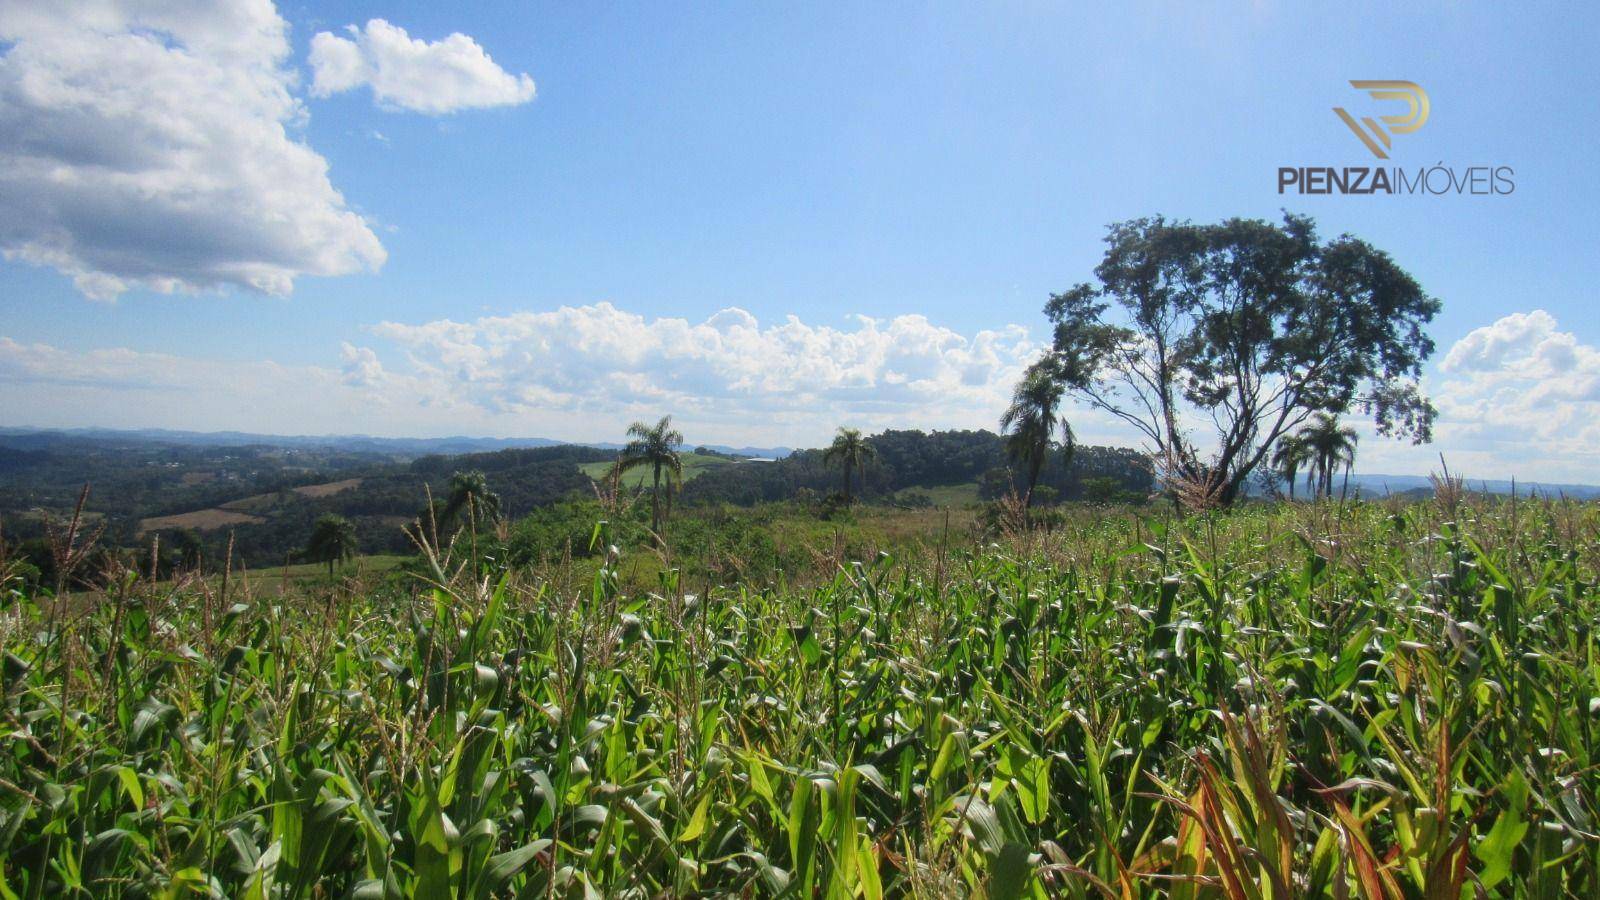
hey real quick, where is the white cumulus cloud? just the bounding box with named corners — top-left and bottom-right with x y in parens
top-left (1386, 309), bottom-right (1600, 482)
top-left (340, 342), bottom-right (387, 388)
top-left (367, 303), bottom-right (1041, 438)
top-left (0, 0), bottom-right (385, 300)
top-left (0, 335), bottom-right (462, 435)
top-left (0, 305), bottom-right (1052, 446)
top-left (309, 19), bottom-right (536, 114)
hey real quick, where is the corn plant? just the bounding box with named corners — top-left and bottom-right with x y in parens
top-left (0, 498), bottom-right (1596, 896)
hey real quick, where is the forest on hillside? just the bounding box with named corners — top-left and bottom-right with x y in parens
top-left (0, 428), bottom-right (1151, 582)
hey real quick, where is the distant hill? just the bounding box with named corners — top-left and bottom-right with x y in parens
top-left (1267, 473), bottom-right (1600, 500)
top-left (681, 428), bottom-right (1155, 506)
top-left (8, 425), bottom-right (1597, 577)
top-left (0, 427), bottom-right (793, 460)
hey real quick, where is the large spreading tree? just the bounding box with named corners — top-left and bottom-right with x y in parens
top-left (1039, 213), bottom-right (1437, 506)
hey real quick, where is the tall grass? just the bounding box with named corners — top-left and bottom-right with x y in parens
top-left (1, 496), bottom-right (1596, 896)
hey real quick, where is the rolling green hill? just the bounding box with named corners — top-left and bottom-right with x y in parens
top-left (578, 451), bottom-right (738, 487)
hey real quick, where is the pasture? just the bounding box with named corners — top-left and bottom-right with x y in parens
top-left (578, 451), bottom-right (737, 488)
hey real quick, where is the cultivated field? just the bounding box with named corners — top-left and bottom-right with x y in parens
top-left (218, 478), bottom-right (365, 511)
top-left (289, 477), bottom-right (364, 499)
top-left (136, 478), bottom-right (367, 534)
top-left (579, 451), bottom-right (735, 488)
top-left (2, 496), bottom-right (1596, 896)
top-left (135, 507), bottom-right (264, 535)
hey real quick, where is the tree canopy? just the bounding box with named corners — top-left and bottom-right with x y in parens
top-left (1040, 213), bottom-right (1437, 505)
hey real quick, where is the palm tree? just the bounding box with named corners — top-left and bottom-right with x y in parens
top-left (824, 427), bottom-right (876, 502)
top-left (305, 513), bottom-right (358, 577)
top-left (1271, 434), bottom-right (1313, 500)
top-left (619, 416), bottom-right (684, 536)
top-left (1296, 413), bottom-right (1359, 498)
top-left (440, 470), bottom-right (501, 533)
top-left (1000, 361), bottom-right (1069, 510)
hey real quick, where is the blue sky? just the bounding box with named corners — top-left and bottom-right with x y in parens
top-left (3, 2), bottom-right (1598, 480)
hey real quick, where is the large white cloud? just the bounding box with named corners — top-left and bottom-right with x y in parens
top-left (1440, 310), bottom-right (1581, 381)
top-left (309, 19), bottom-right (536, 114)
top-left (367, 303), bottom-right (1041, 436)
top-left (0, 335), bottom-right (461, 435)
top-left (1366, 309), bottom-right (1600, 482)
top-left (0, 305), bottom-right (1048, 446)
top-left (0, 0), bottom-right (385, 300)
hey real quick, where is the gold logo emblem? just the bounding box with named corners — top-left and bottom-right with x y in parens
top-left (1333, 81), bottom-right (1429, 159)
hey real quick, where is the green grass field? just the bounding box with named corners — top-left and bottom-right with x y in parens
top-left (3, 497), bottom-right (1597, 896)
top-left (105, 553), bottom-right (413, 598)
top-left (893, 481), bottom-right (982, 507)
top-left (578, 451), bottom-right (736, 487)
top-left (243, 552), bottom-right (409, 579)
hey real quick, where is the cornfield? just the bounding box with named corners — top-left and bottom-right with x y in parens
top-left (2, 497), bottom-right (1597, 897)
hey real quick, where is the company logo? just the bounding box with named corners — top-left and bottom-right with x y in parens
top-left (1276, 79), bottom-right (1513, 196)
top-left (1333, 80), bottom-right (1429, 159)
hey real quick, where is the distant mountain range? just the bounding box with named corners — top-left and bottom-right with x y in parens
top-left (1278, 473), bottom-right (1600, 500)
top-left (3, 427), bottom-right (1595, 498)
top-left (0, 426), bottom-right (794, 461)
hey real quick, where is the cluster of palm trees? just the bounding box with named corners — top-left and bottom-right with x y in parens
top-left (608, 417), bottom-right (886, 534)
top-left (614, 390), bottom-right (1072, 519)
top-left (1271, 413), bottom-right (1359, 500)
top-left (607, 417), bottom-right (877, 525)
top-left (303, 401), bottom-right (1358, 576)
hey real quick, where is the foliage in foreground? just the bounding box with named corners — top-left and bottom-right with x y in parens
top-left (1, 497), bottom-right (1597, 897)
